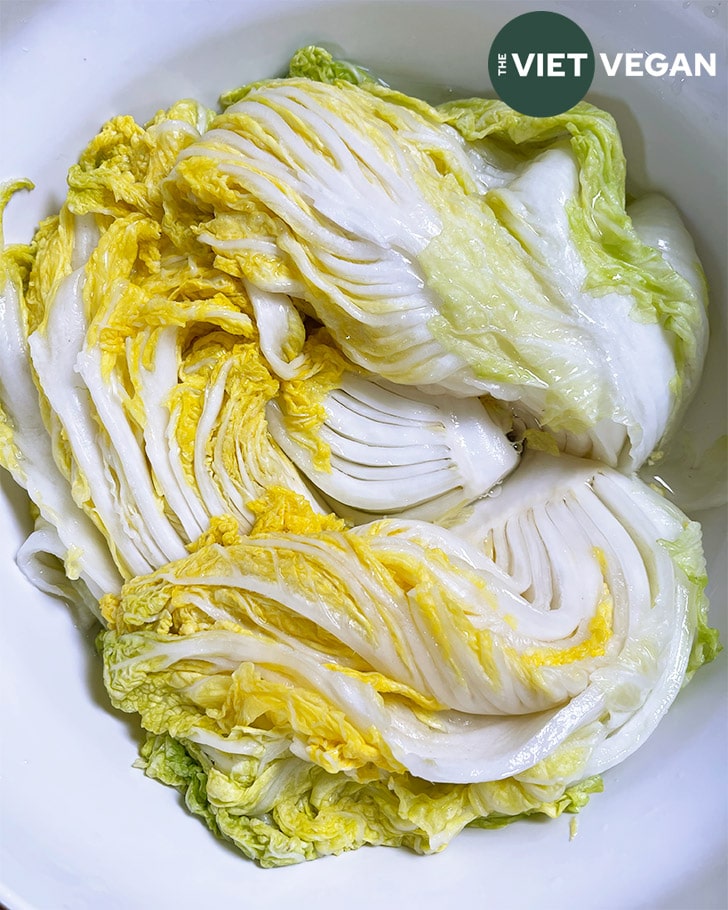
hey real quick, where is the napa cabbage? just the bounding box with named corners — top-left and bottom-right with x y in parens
top-left (1, 101), bottom-right (327, 589)
top-left (98, 453), bottom-right (714, 864)
top-left (0, 47), bottom-right (719, 869)
top-left (163, 49), bottom-right (708, 470)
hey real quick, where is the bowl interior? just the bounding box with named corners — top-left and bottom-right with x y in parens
top-left (0, 2), bottom-right (725, 909)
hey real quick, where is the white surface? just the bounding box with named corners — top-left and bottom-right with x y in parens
top-left (0, 1), bottom-right (726, 908)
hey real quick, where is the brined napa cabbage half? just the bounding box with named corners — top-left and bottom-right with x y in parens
top-left (164, 48), bottom-right (708, 471)
top-left (0, 46), bottom-right (719, 868)
top-left (98, 453), bottom-right (717, 864)
top-left (0, 102), bottom-right (327, 601)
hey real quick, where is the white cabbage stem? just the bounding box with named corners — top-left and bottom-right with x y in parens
top-left (267, 372), bottom-right (519, 521)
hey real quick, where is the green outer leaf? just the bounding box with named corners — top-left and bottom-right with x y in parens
top-left (136, 730), bottom-right (603, 867)
top-left (658, 521), bottom-right (722, 677)
top-left (288, 45), bottom-right (376, 85)
top-left (139, 733), bottom-right (222, 838)
top-left (220, 45), bottom-right (376, 109)
top-left (468, 775), bottom-right (604, 830)
top-left (437, 98), bottom-right (707, 429)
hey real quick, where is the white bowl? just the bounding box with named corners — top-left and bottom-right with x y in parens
top-left (1, 2), bottom-right (726, 908)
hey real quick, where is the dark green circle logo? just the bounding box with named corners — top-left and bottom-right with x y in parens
top-left (489, 11), bottom-right (595, 117)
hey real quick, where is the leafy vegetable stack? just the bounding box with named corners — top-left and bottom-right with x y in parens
top-left (0, 47), bottom-right (719, 866)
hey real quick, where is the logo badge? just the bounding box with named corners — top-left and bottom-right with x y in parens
top-left (489, 11), bottom-right (595, 117)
